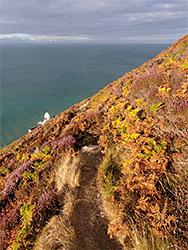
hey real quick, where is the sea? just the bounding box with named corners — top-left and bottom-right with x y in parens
top-left (0, 43), bottom-right (169, 149)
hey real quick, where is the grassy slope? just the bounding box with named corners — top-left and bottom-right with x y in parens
top-left (0, 34), bottom-right (187, 249)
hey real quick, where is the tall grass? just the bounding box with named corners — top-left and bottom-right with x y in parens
top-left (33, 154), bottom-right (82, 250)
top-left (55, 154), bottom-right (81, 192)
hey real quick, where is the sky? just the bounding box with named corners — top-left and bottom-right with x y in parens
top-left (0, 0), bottom-right (188, 43)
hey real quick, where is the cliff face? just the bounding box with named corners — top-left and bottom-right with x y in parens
top-left (0, 34), bottom-right (188, 250)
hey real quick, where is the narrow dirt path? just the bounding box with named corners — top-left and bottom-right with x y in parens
top-left (70, 146), bottom-right (123, 250)
top-left (34, 146), bottom-right (123, 250)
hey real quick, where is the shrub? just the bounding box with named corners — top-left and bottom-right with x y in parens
top-left (32, 191), bottom-right (57, 228)
top-left (168, 97), bottom-right (188, 113)
top-left (56, 135), bottom-right (76, 149)
top-left (0, 205), bottom-right (21, 249)
top-left (0, 160), bottom-right (36, 199)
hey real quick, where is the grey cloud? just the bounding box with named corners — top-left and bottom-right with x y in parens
top-left (1, 0), bottom-right (187, 42)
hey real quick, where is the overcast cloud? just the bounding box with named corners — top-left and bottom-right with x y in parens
top-left (1, 0), bottom-right (188, 43)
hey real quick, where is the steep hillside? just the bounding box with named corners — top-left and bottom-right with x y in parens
top-left (0, 34), bottom-right (188, 250)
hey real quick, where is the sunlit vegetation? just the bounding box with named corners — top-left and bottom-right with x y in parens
top-left (0, 34), bottom-right (187, 249)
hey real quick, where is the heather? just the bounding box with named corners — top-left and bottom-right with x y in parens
top-left (0, 34), bottom-right (188, 249)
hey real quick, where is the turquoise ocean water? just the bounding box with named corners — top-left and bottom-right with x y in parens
top-left (0, 43), bottom-right (169, 148)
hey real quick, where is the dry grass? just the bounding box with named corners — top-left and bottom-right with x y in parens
top-left (55, 154), bottom-right (82, 192)
top-left (33, 215), bottom-right (76, 250)
top-left (33, 148), bottom-right (123, 250)
top-left (127, 222), bottom-right (175, 250)
top-left (33, 188), bottom-right (78, 250)
top-left (33, 154), bottom-right (82, 250)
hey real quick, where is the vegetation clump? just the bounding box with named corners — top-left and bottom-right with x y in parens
top-left (0, 34), bottom-right (187, 249)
